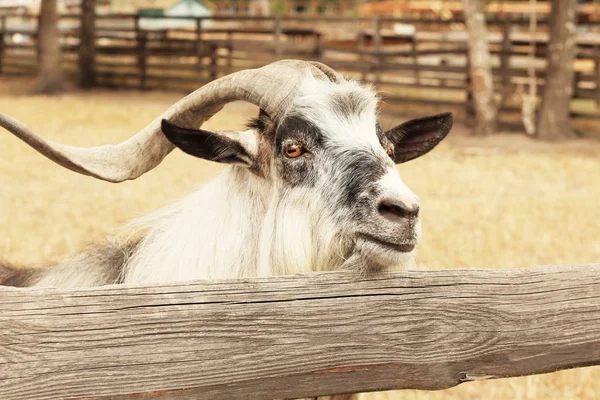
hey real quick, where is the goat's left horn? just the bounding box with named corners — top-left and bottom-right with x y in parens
top-left (0, 60), bottom-right (339, 183)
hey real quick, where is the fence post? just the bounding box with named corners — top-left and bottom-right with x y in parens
top-left (439, 59), bottom-right (447, 87)
top-left (465, 49), bottom-right (475, 126)
top-left (313, 32), bottom-right (322, 58)
top-left (35, 14), bottom-right (41, 64)
top-left (209, 43), bottom-right (218, 81)
top-left (79, 0), bottom-right (96, 88)
top-left (357, 31), bottom-right (367, 81)
top-left (226, 31), bottom-right (233, 74)
top-left (594, 49), bottom-right (600, 108)
top-left (573, 70), bottom-right (581, 104)
top-left (135, 16), bottom-right (147, 90)
top-left (372, 16), bottom-right (382, 83)
top-left (0, 16), bottom-right (5, 76)
top-left (196, 17), bottom-right (203, 74)
top-left (274, 15), bottom-right (282, 57)
top-left (411, 35), bottom-right (420, 85)
top-left (500, 18), bottom-right (512, 104)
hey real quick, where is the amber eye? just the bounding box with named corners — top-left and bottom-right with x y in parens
top-left (386, 148), bottom-right (394, 159)
top-left (284, 144), bottom-right (305, 158)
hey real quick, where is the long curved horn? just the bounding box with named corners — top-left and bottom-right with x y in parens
top-left (0, 59), bottom-right (331, 183)
top-left (309, 61), bottom-right (345, 83)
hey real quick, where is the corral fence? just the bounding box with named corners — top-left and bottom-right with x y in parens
top-left (1, 264), bottom-right (599, 399)
top-left (3, 13), bottom-right (600, 129)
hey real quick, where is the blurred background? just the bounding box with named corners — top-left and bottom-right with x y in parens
top-left (1, 0), bottom-right (600, 399)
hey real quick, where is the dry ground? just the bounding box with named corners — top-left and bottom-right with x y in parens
top-left (1, 77), bottom-right (600, 399)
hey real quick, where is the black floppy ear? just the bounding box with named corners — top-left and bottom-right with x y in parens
top-left (161, 119), bottom-right (254, 166)
top-left (386, 113), bottom-right (453, 164)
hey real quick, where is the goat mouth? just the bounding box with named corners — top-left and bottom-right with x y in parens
top-left (357, 234), bottom-right (416, 253)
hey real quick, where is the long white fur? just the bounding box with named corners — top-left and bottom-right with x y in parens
top-left (123, 168), bottom-right (270, 283)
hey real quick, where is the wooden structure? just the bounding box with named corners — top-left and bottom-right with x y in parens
top-left (79, 0), bottom-right (95, 87)
top-left (2, 14), bottom-right (600, 128)
top-left (1, 264), bottom-right (599, 399)
top-left (357, 1), bottom-right (600, 20)
top-left (0, 0), bottom-right (39, 16)
top-left (211, 0), bottom-right (352, 16)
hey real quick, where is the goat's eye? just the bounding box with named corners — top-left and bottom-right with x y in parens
top-left (284, 144), bottom-right (305, 158)
top-left (386, 148), bottom-right (394, 159)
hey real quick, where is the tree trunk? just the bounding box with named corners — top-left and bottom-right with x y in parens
top-left (35, 0), bottom-right (63, 94)
top-left (462, 0), bottom-right (498, 135)
top-left (536, 0), bottom-right (578, 140)
top-left (79, 0), bottom-right (96, 89)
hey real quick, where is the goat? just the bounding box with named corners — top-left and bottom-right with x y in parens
top-left (0, 60), bottom-right (452, 289)
top-left (1, 59), bottom-right (452, 400)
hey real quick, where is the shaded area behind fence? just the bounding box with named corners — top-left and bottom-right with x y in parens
top-left (3, 14), bottom-right (600, 130)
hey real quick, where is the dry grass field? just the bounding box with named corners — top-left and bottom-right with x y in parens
top-left (1, 76), bottom-right (600, 399)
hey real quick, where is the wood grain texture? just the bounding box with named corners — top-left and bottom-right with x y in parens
top-left (1, 265), bottom-right (600, 400)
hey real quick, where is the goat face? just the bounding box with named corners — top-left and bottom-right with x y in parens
top-left (161, 78), bottom-right (452, 272)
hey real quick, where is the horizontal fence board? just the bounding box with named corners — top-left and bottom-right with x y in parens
top-left (0, 265), bottom-right (599, 400)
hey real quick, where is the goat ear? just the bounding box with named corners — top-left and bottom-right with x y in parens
top-left (161, 119), bottom-right (254, 167)
top-left (385, 113), bottom-right (453, 164)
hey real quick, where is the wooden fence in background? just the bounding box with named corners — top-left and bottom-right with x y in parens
top-left (1, 264), bottom-right (599, 399)
top-left (3, 14), bottom-right (600, 127)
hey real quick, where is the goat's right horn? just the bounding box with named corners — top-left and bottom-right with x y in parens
top-left (1, 59), bottom-right (337, 183)
top-left (308, 61), bottom-right (345, 83)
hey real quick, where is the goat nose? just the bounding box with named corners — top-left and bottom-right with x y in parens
top-left (377, 197), bottom-right (420, 222)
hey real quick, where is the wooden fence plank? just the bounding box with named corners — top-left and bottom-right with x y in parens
top-left (0, 264), bottom-right (599, 400)
top-left (79, 0), bottom-right (96, 88)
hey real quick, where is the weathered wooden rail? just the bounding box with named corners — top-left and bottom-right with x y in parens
top-left (1, 264), bottom-right (599, 399)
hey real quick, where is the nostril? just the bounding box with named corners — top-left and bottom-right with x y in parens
top-left (377, 199), bottom-right (420, 221)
